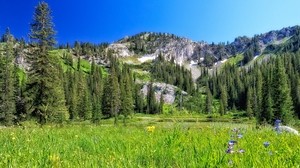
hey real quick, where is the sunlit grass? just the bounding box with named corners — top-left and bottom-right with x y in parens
top-left (0, 120), bottom-right (299, 167)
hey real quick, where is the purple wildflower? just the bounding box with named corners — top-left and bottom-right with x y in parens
top-left (228, 140), bottom-right (237, 146)
top-left (263, 142), bottom-right (270, 148)
top-left (226, 148), bottom-right (233, 154)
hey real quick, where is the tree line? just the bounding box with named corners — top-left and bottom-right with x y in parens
top-left (200, 52), bottom-right (300, 124)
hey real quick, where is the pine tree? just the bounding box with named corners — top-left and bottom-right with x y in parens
top-left (246, 87), bottom-right (254, 118)
top-left (220, 85), bottom-right (228, 115)
top-left (26, 1), bottom-right (68, 124)
top-left (219, 100), bottom-right (225, 116)
top-left (76, 71), bottom-right (91, 120)
top-left (255, 69), bottom-right (263, 117)
top-left (147, 82), bottom-right (158, 114)
top-left (205, 85), bottom-right (213, 114)
top-left (102, 65), bottom-right (121, 124)
top-left (120, 67), bottom-right (134, 125)
top-left (90, 60), bottom-right (103, 123)
top-left (0, 29), bottom-right (16, 125)
top-left (159, 92), bottom-right (164, 114)
top-left (272, 58), bottom-right (294, 124)
top-left (65, 68), bottom-right (78, 120)
top-left (134, 84), bottom-right (144, 113)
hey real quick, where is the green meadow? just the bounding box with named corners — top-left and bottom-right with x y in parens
top-left (0, 116), bottom-right (299, 167)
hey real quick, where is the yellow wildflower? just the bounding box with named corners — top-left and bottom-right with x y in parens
top-left (49, 154), bottom-right (60, 167)
top-left (146, 126), bottom-right (155, 133)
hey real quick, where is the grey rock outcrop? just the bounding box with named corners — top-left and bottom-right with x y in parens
top-left (141, 82), bottom-right (187, 104)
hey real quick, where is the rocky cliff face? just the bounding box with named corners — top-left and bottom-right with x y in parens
top-left (141, 82), bottom-right (187, 104)
top-left (108, 26), bottom-right (300, 66)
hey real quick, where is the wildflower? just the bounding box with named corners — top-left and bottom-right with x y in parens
top-left (226, 148), bottom-right (234, 154)
top-left (12, 137), bottom-right (16, 141)
top-left (274, 119), bottom-right (281, 133)
top-left (237, 134), bottom-right (243, 139)
top-left (275, 119), bottom-right (281, 128)
top-left (263, 142), bottom-right (270, 148)
top-left (75, 135), bottom-right (79, 138)
top-left (146, 126), bottom-right (155, 133)
top-left (49, 154), bottom-right (60, 164)
top-left (238, 149), bottom-right (245, 154)
top-left (228, 140), bottom-right (237, 146)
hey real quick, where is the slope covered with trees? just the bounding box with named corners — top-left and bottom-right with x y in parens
top-left (1, 1), bottom-right (300, 126)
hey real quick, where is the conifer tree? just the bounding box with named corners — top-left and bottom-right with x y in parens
top-left (134, 84), bottom-right (144, 113)
top-left (255, 69), bottom-right (263, 117)
top-left (120, 66), bottom-right (134, 125)
top-left (147, 82), bottom-right (158, 114)
top-left (220, 85), bottom-right (228, 115)
top-left (272, 58), bottom-right (294, 124)
top-left (90, 60), bottom-right (103, 123)
top-left (246, 87), bottom-right (254, 118)
top-left (65, 68), bottom-right (78, 120)
top-left (205, 85), bottom-right (213, 114)
top-left (0, 29), bottom-right (16, 125)
top-left (26, 1), bottom-right (68, 124)
top-left (102, 65), bottom-right (121, 124)
top-left (159, 92), bottom-right (164, 114)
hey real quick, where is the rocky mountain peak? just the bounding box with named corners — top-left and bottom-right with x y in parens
top-left (107, 26), bottom-right (300, 69)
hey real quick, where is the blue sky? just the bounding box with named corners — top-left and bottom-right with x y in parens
top-left (1, 0), bottom-right (300, 44)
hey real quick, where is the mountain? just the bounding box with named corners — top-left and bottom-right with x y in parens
top-left (108, 26), bottom-right (300, 67)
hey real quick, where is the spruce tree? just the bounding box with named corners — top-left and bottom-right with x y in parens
top-left (26, 1), bottom-right (68, 124)
top-left (159, 92), bottom-right (164, 114)
top-left (90, 61), bottom-right (103, 123)
top-left (220, 85), bottom-right (228, 115)
top-left (120, 66), bottom-right (134, 125)
top-left (147, 82), bottom-right (157, 114)
top-left (246, 87), bottom-right (254, 118)
top-left (134, 84), bottom-right (144, 113)
top-left (0, 29), bottom-right (16, 125)
top-left (205, 85), bottom-right (213, 114)
top-left (272, 58), bottom-right (294, 124)
top-left (255, 69), bottom-right (263, 117)
top-left (102, 65), bottom-right (121, 124)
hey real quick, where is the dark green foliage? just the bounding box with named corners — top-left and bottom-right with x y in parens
top-left (151, 53), bottom-right (194, 94)
top-left (159, 92), bottom-right (164, 114)
top-left (146, 82), bottom-right (159, 114)
top-left (120, 65), bottom-right (134, 125)
top-left (90, 59), bottom-right (103, 123)
top-left (134, 84), bottom-right (144, 113)
top-left (219, 85), bottom-right (228, 115)
top-left (246, 87), bottom-right (254, 118)
top-left (271, 58), bottom-right (294, 124)
top-left (102, 58), bottom-right (121, 124)
top-left (0, 29), bottom-right (16, 125)
top-left (206, 51), bottom-right (300, 125)
top-left (26, 1), bottom-right (68, 124)
top-left (205, 86), bottom-right (213, 114)
top-left (243, 49), bottom-right (254, 65)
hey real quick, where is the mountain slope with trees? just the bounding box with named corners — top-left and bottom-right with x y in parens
top-left (0, 1), bottom-right (300, 126)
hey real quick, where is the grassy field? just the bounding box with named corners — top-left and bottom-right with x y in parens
top-left (0, 116), bottom-right (299, 167)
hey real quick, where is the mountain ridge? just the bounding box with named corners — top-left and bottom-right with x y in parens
top-left (108, 25), bottom-right (300, 67)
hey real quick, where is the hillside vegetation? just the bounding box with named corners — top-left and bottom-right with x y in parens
top-left (0, 1), bottom-right (300, 128)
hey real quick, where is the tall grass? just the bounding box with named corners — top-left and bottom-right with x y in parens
top-left (0, 122), bottom-right (299, 167)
